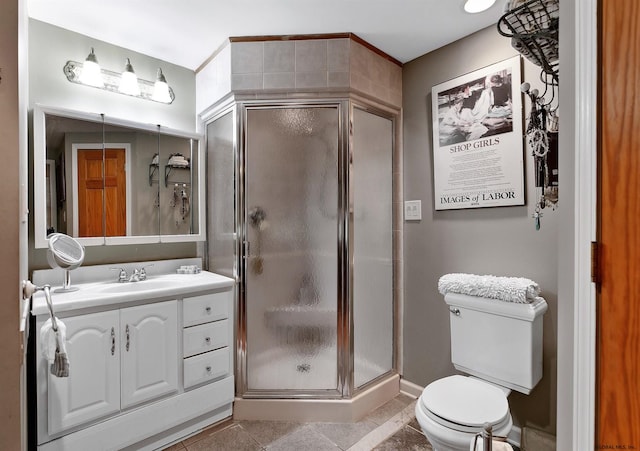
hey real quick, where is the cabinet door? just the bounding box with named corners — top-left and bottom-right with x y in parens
top-left (48, 310), bottom-right (120, 435)
top-left (120, 300), bottom-right (178, 409)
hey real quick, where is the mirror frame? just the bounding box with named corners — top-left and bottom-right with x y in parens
top-left (34, 104), bottom-right (206, 248)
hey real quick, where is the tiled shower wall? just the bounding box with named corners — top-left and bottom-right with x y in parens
top-left (196, 35), bottom-right (402, 114)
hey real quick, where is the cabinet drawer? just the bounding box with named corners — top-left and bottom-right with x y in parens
top-left (183, 291), bottom-right (231, 327)
top-left (183, 320), bottom-right (228, 358)
top-left (183, 347), bottom-right (229, 389)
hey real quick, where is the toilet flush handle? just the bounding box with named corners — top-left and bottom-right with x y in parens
top-left (449, 307), bottom-right (461, 316)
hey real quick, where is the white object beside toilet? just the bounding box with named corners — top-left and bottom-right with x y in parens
top-left (415, 292), bottom-right (548, 451)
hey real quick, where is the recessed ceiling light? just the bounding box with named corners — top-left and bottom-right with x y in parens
top-left (464, 0), bottom-right (497, 13)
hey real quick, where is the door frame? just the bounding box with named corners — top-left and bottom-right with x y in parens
top-left (71, 143), bottom-right (132, 238)
top-left (570, 0), bottom-right (597, 449)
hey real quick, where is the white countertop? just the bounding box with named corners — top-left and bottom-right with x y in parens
top-left (32, 270), bottom-right (234, 316)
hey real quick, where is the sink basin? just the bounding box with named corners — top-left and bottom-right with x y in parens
top-left (96, 279), bottom-right (177, 294)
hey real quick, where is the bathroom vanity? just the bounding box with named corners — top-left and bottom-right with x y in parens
top-left (31, 259), bottom-right (234, 451)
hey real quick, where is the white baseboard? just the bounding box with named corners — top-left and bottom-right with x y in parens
top-left (508, 425), bottom-right (521, 449)
top-left (399, 377), bottom-right (423, 398)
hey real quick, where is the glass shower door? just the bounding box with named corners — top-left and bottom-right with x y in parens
top-left (352, 107), bottom-right (394, 388)
top-left (244, 105), bottom-right (340, 393)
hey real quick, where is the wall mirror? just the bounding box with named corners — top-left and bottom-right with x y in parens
top-left (34, 105), bottom-right (204, 248)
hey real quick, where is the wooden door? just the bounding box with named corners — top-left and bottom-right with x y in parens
top-left (120, 301), bottom-right (178, 409)
top-left (77, 148), bottom-right (126, 237)
top-left (598, 0), bottom-right (640, 446)
top-left (47, 311), bottom-right (120, 435)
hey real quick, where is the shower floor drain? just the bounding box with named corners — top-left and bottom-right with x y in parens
top-left (297, 363), bottom-right (311, 373)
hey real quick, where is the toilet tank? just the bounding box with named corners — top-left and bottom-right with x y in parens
top-left (445, 292), bottom-right (548, 394)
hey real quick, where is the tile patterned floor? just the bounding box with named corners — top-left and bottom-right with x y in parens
top-left (163, 394), bottom-right (434, 451)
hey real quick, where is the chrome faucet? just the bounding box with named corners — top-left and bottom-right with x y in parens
top-left (128, 269), bottom-right (141, 282)
top-left (110, 264), bottom-right (154, 283)
top-left (139, 264), bottom-right (153, 281)
top-left (110, 267), bottom-right (128, 283)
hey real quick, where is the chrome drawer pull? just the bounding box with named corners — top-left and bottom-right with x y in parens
top-left (126, 324), bottom-right (130, 351)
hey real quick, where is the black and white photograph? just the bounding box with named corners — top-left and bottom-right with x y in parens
top-left (432, 56), bottom-right (524, 210)
top-left (435, 69), bottom-right (514, 147)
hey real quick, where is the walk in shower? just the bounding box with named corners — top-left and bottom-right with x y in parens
top-left (206, 99), bottom-right (398, 403)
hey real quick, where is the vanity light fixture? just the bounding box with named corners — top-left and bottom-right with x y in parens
top-left (464, 0), bottom-right (497, 13)
top-left (63, 48), bottom-right (175, 104)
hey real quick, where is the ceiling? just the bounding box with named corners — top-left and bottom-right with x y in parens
top-left (27, 0), bottom-right (505, 71)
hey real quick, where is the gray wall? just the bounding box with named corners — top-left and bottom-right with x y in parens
top-left (28, 19), bottom-right (199, 271)
top-left (402, 25), bottom-right (558, 435)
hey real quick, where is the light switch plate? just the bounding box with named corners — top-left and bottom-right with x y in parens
top-left (404, 200), bottom-right (422, 221)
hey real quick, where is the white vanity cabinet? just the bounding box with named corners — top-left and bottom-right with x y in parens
top-left (182, 291), bottom-right (232, 388)
top-left (46, 301), bottom-right (178, 435)
top-left (47, 310), bottom-right (120, 434)
top-left (120, 302), bottom-right (178, 409)
top-left (32, 264), bottom-right (235, 451)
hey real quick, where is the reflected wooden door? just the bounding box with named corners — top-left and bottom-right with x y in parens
top-left (104, 148), bottom-right (127, 236)
top-left (77, 148), bottom-right (126, 237)
top-left (598, 0), bottom-right (640, 447)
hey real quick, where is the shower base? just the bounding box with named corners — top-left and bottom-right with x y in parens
top-left (233, 373), bottom-right (400, 422)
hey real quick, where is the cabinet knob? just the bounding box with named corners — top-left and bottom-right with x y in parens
top-left (205, 336), bottom-right (211, 344)
top-left (205, 366), bottom-right (212, 373)
top-left (205, 306), bottom-right (212, 314)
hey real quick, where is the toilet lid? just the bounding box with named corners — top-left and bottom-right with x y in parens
top-left (420, 375), bottom-right (509, 429)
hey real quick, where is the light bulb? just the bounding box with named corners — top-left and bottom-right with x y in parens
top-left (464, 0), bottom-right (497, 13)
top-left (119, 58), bottom-right (140, 96)
top-left (79, 48), bottom-right (104, 87)
top-left (152, 68), bottom-right (172, 103)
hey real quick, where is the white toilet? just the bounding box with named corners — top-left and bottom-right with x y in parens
top-left (415, 292), bottom-right (548, 451)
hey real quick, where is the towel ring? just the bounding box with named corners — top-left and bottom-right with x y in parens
top-left (42, 285), bottom-right (58, 332)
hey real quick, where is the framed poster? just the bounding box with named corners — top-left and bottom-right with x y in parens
top-left (432, 56), bottom-right (524, 210)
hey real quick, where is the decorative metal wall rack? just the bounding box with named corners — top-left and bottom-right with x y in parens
top-left (498, 0), bottom-right (559, 87)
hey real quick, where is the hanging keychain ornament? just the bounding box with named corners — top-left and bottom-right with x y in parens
top-left (532, 205), bottom-right (543, 231)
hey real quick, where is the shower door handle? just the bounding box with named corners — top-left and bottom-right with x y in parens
top-left (244, 240), bottom-right (250, 258)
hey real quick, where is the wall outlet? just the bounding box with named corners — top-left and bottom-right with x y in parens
top-left (404, 200), bottom-right (422, 221)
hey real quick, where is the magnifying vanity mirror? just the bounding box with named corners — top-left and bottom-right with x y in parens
top-left (33, 105), bottom-right (205, 248)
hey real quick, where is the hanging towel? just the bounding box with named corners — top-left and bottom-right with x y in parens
top-left (40, 318), bottom-right (68, 363)
top-left (438, 273), bottom-right (540, 303)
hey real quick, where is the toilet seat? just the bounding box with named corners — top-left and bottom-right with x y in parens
top-left (419, 375), bottom-right (510, 434)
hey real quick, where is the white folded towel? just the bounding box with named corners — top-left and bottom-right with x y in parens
top-left (438, 273), bottom-right (540, 303)
top-left (168, 154), bottom-right (190, 167)
top-left (40, 318), bottom-right (68, 363)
